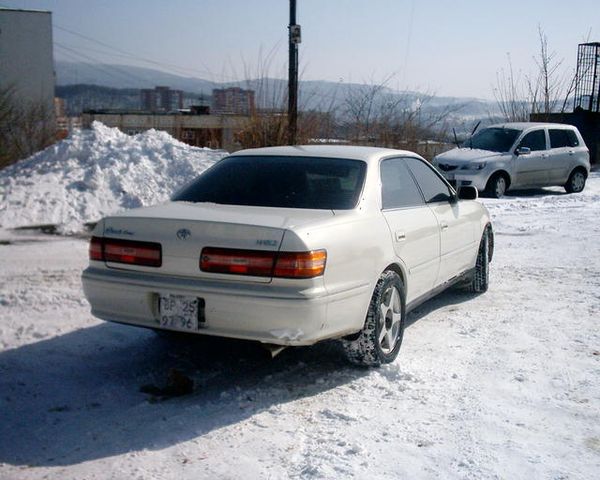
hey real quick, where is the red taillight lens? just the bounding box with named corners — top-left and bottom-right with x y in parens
top-left (89, 237), bottom-right (162, 267)
top-left (89, 236), bottom-right (104, 261)
top-left (200, 248), bottom-right (327, 278)
top-left (200, 248), bottom-right (275, 277)
top-left (273, 250), bottom-right (327, 278)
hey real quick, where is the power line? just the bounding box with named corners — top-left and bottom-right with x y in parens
top-left (54, 23), bottom-right (238, 83)
top-left (52, 23), bottom-right (376, 109)
top-left (55, 42), bottom-right (151, 86)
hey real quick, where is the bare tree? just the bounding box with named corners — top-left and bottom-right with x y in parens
top-left (493, 26), bottom-right (579, 122)
top-left (0, 86), bottom-right (56, 169)
top-left (340, 75), bottom-right (461, 157)
top-left (492, 54), bottom-right (531, 122)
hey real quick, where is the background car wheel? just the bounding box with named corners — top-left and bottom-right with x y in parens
top-left (485, 173), bottom-right (508, 198)
top-left (564, 169), bottom-right (586, 193)
top-left (467, 228), bottom-right (491, 293)
top-left (342, 270), bottom-right (405, 367)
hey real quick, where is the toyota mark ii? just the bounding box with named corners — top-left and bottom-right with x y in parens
top-left (82, 145), bottom-right (493, 365)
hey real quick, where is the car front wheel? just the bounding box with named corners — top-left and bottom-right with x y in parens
top-left (342, 270), bottom-right (405, 366)
top-left (565, 169), bottom-right (586, 193)
top-left (485, 173), bottom-right (508, 198)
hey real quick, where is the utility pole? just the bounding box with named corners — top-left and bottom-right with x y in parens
top-left (287, 0), bottom-right (301, 144)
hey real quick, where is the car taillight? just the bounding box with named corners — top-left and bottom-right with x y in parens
top-left (200, 248), bottom-right (276, 277)
top-left (89, 237), bottom-right (162, 267)
top-left (200, 248), bottom-right (327, 278)
top-left (273, 250), bottom-right (327, 278)
top-left (89, 236), bottom-right (103, 261)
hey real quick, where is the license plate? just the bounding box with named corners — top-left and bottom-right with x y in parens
top-left (159, 294), bottom-right (199, 332)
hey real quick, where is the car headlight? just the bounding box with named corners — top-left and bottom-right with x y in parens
top-left (461, 162), bottom-right (486, 170)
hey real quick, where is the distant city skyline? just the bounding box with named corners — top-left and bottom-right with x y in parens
top-left (1, 0), bottom-right (597, 99)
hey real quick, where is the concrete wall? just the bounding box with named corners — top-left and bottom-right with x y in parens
top-left (0, 8), bottom-right (54, 108)
top-left (82, 113), bottom-right (250, 151)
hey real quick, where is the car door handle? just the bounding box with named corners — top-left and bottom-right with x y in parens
top-left (440, 223), bottom-right (449, 231)
top-left (395, 231), bottom-right (406, 242)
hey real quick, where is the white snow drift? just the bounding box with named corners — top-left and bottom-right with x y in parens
top-left (0, 122), bottom-right (225, 233)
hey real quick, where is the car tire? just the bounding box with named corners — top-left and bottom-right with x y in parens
top-left (342, 270), bottom-right (405, 367)
top-left (467, 228), bottom-right (490, 293)
top-left (564, 169), bottom-right (586, 193)
top-left (485, 173), bottom-right (508, 198)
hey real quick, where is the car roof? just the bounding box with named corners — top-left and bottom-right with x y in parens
top-left (229, 145), bottom-right (423, 164)
top-left (487, 122), bottom-right (577, 130)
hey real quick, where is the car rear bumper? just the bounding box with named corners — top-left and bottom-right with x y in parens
top-left (82, 267), bottom-right (369, 346)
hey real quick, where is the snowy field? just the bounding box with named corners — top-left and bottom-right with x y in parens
top-left (1, 168), bottom-right (599, 478)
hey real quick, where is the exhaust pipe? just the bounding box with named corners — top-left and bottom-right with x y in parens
top-left (262, 344), bottom-right (287, 358)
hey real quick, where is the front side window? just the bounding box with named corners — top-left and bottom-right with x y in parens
top-left (518, 130), bottom-right (547, 151)
top-left (463, 127), bottom-right (521, 152)
top-left (380, 158), bottom-right (425, 209)
top-left (550, 129), bottom-right (579, 148)
top-left (173, 155), bottom-right (367, 210)
top-left (404, 157), bottom-right (453, 203)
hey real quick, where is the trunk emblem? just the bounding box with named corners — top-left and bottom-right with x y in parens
top-left (176, 229), bottom-right (191, 240)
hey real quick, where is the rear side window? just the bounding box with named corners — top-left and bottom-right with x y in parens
top-left (381, 158), bottom-right (424, 209)
top-left (550, 129), bottom-right (579, 148)
top-left (518, 130), bottom-right (546, 151)
top-left (404, 157), bottom-right (453, 203)
top-left (173, 155), bottom-right (367, 210)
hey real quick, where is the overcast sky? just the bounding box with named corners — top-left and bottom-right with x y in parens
top-left (2, 0), bottom-right (597, 99)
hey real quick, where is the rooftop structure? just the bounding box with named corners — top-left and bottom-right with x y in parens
top-left (574, 42), bottom-right (600, 113)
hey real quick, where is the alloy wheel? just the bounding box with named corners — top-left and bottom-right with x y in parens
top-left (495, 177), bottom-right (507, 197)
top-left (378, 285), bottom-right (402, 354)
top-left (571, 172), bottom-right (585, 192)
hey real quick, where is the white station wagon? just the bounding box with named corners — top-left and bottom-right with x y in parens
top-left (82, 146), bottom-right (493, 366)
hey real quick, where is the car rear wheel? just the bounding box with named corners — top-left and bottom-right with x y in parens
top-left (342, 270), bottom-right (405, 366)
top-left (485, 173), bottom-right (508, 198)
top-left (564, 169), bottom-right (586, 193)
top-left (467, 228), bottom-right (490, 293)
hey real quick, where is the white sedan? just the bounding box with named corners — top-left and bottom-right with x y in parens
top-left (82, 145), bottom-right (493, 366)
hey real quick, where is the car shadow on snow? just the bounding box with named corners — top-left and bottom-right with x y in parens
top-left (502, 187), bottom-right (564, 198)
top-left (0, 288), bottom-right (476, 468)
top-left (405, 287), bottom-right (480, 327)
top-left (0, 322), bottom-right (370, 467)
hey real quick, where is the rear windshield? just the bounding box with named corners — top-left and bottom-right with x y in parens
top-left (172, 155), bottom-right (367, 210)
top-left (463, 127), bottom-right (521, 152)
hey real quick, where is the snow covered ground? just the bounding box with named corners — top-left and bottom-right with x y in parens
top-left (1, 174), bottom-right (599, 479)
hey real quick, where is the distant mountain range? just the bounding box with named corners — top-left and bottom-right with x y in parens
top-left (56, 61), bottom-right (218, 93)
top-left (55, 61), bottom-right (498, 126)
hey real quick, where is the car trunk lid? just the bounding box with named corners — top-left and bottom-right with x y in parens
top-left (100, 202), bottom-right (333, 283)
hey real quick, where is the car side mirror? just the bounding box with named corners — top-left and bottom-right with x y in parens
top-left (515, 146), bottom-right (531, 156)
top-left (457, 185), bottom-right (478, 200)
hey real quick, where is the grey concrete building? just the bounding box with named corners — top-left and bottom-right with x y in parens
top-left (0, 8), bottom-right (55, 109)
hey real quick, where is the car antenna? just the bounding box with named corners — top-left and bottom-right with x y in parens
top-left (452, 127), bottom-right (460, 148)
top-left (469, 121), bottom-right (481, 149)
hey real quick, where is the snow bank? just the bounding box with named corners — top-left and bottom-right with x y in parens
top-left (0, 122), bottom-right (226, 233)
